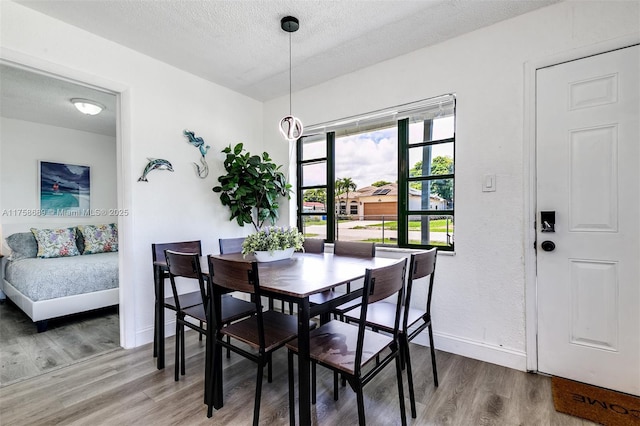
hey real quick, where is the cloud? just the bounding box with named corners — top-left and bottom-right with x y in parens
top-left (335, 129), bottom-right (397, 188)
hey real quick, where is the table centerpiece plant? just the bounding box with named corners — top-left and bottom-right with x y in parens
top-left (241, 226), bottom-right (304, 262)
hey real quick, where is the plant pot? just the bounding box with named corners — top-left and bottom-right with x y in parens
top-left (253, 247), bottom-right (295, 262)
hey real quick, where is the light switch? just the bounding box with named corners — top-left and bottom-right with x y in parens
top-left (483, 174), bottom-right (496, 192)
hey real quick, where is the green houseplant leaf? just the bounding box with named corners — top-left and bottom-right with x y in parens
top-left (212, 143), bottom-right (292, 230)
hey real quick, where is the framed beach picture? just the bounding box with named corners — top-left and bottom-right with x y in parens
top-left (39, 161), bottom-right (90, 216)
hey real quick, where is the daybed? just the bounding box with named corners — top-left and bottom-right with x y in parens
top-left (1, 224), bottom-right (119, 332)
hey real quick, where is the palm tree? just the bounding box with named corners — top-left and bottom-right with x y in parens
top-left (335, 177), bottom-right (357, 218)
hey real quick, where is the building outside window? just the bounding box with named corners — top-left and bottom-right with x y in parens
top-left (297, 94), bottom-right (455, 250)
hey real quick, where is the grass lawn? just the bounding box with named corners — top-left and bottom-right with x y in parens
top-left (367, 219), bottom-right (453, 232)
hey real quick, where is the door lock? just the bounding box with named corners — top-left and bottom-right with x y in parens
top-left (541, 211), bottom-right (556, 232)
top-left (541, 240), bottom-right (556, 252)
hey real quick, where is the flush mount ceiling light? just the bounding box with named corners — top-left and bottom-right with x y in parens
top-left (71, 98), bottom-right (105, 115)
top-left (279, 16), bottom-right (303, 142)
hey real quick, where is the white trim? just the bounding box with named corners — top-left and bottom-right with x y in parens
top-left (523, 34), bottom-right (640, 373)
top-left (0, 47), bottom-right (134, 349)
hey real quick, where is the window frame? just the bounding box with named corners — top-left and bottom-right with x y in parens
top-left (296, 95), bottom-right (455, 251)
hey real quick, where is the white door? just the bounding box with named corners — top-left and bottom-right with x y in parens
top-left (536, 45), bottom-right (640, 396)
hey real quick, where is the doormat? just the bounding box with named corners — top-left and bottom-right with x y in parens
top-left (551, 376), bottom-right (640, 425)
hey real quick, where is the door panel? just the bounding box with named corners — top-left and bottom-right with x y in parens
top-left (536, 45), bottom-right (639, 396)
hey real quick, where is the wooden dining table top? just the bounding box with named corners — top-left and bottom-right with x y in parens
top-left (211, 252), bottom-right (400, 298)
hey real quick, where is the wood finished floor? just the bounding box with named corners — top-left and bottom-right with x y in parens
top-left (0, 328), bottom-right (595, 426)
top-left (0, 300), bottom-right (120, 386)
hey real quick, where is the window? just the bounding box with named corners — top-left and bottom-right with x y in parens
top-left (297, 95), bottom-right (455, 250)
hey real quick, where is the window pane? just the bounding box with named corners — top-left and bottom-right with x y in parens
top-left (409, 115), bottom-right (455, 144)
top-left (335, 216), bottom-right (397, 244)
top-left (302, 134), bottom-right (326, 161)
top-left (335, 127), bottom-right (397, 191)
top-left (302, 215), bottom-right (326, 240)
top-left (409, 179), bottom-right (454, 211)
top-left (302, 189), bottom-right (327, 213)
top-left (408, 143), bottom-right (454, 178)
top-left (302, 161), bottom-right (326, 187)
top-left (407, 214), bottom-right (454, 247)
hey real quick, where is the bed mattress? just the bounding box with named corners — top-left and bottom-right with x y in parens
top-left (4, 252), bottom-right (118, 302)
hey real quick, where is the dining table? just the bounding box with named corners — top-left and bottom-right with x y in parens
top-left (206, 251), bottom-right (400, 425)
top-left (153, 250), bottom-right (400, 424)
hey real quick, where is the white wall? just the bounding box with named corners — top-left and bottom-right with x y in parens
top-left (1, 2), bottom-right (264, 348)
top-left (1, 118), bottom-right (117, 228)
top-left (264, 1), bottom-right (640, 371)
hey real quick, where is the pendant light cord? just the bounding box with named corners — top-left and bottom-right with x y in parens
top-left (289, 32), bottom-right (292, 115)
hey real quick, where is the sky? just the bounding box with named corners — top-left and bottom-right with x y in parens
top-left (332, 116), bottom-right (455, 189)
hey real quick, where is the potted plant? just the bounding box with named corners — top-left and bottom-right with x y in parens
top-left (241, 226), bottom-right (304, 262)
top-left (212, 143), bottom-right (291, 231)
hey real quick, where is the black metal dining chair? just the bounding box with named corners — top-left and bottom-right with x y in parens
top-left (164, 250), bottom-right (208, 381)
top-left (205, 255), bottom-right (315, 425)
top-left (164, 250), bottom-right (257, 381)
top-left (344, 248), bottom-right (438, 418)
top-left (286, 257), bottom-right (408, 426)
top-left (152, 240), bottom-right (204, 358)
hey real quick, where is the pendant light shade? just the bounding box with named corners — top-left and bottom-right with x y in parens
top-left (279, 16), bottom-right (303, 142)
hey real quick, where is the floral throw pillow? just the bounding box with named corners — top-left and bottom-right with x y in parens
top-left (30, 227), bottom-right (81, 258)
top-left (78, 223), bottom-right (118, 254)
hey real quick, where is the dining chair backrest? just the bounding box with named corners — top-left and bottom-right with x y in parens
top-left (219, 237), bottom-right (246, 255)
top-left (207, 256), bottom-right (258, 295)
top-left (152, 240), bottom-right (202, 263)
top-left (367, 258), bottom-right (407, 305)
top-left (333, 240), bottom-right (375, 258)
top-left (404, 248), bottom-right (437, 328)
top-left (164, 250), bottom-right (207, 312)
top-left (207, 255), bottom-right (267, 348)
top-left (353, 257), bottom-right (407, 375)
top-left (303, 238), bottom-right (325, 254)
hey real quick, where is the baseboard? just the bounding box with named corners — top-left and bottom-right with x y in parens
top-left (136, 318), bottom-right (177, 347)
top-left (412, 330), bottom-right (527, 372)
top-left (136, 319), bottom-right (527, 373)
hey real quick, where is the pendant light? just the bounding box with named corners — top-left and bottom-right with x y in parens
top-left (279, 16), bottom-right (303, 142)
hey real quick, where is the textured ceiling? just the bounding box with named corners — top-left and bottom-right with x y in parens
top-left (2, 0), bottom-right (559, 135)
top-left (0, 64), bottom-right (117, 137)
top-left (15, 0), bottom-right (560, 102)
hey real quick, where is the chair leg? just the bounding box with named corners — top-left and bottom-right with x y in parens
top-left (267, 353), bottom-right (273, 383)
top-left (226, 335), bottom-right (231, 359)
top-left (199, 321), bottom-right (203, 341)
top-left (288, 350), bottom-right (296, 426)
top-left (428, 324), bottom-right (438, 387)
top-left (268, 297), bottom-right (274, 311)
top-left (180, 323), bottom-right (186, 376)
top-left (395, 353), bottom-right (408, 426)
top-left (399, 335), bottom-right (406, 370)
top-left (174, 321), bottom-right (180, 382)
top-left (333, 370), bottom-right (339, 401)
top-left (404, 335), bottom-right (417, 418)
top-left (253, 363), bottom-right (264, 426)
top-left (356, 385), bottom-right (366, 426)
top-left (153, 302), bottom-right (158, 357)
top-left (311, 361), bottom-right (316, 404)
